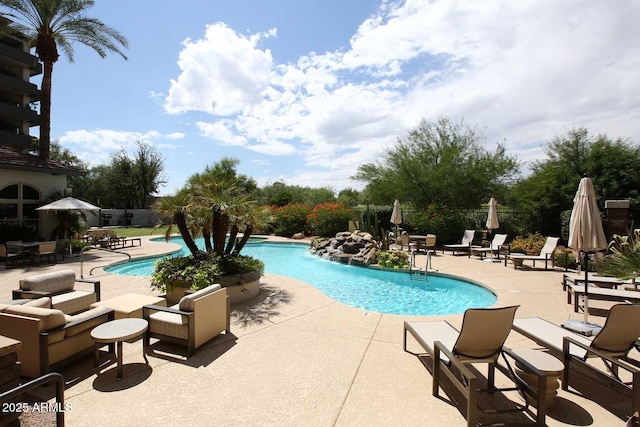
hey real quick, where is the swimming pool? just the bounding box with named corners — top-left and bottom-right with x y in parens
top-left (106, 237), bottom-right (497, 316)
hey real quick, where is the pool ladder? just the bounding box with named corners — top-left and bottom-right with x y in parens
top-left (409, 250), bottom-right (437, 280)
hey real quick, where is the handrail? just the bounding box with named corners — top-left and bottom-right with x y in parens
top-left (80, 246), bottom-right (131, 278)
top-left (0, 372), bottom-right (65, 426)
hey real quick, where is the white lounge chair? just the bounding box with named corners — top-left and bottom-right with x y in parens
top-left (442, 229), bottom-right (475, 257)
top-left (505, 236), bottom-right (559, 270)
top-left (472, 233), bottom-right (508, 260)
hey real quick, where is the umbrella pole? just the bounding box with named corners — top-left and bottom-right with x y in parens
top-left (582, 251), bottom-right (589, 324)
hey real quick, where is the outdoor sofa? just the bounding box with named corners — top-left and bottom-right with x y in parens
top-left (12, 269), bottom-right (101, 315)
top-left (0, 297), bottom-right (113, 377)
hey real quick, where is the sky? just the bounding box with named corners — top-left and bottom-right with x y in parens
top-left (34, 0), bottom-right (640, 196)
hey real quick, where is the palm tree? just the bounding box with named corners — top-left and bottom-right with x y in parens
top-left (0, 0), bottom-right (128, 159)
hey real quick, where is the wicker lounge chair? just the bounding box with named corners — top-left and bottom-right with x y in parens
top-left (512, 304), bottom-right (640, 414)
top-left (505, 236), bottom-right (559, 270)
top-left (404, 306), bottom-right (547, 426)
top-left (442, 229), bottom-right (475, 257)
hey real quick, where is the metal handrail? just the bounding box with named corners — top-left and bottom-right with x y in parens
top-left (0, 372), bottom-right (65, 426)
top-left (79, 246), bottom-right (131, 278)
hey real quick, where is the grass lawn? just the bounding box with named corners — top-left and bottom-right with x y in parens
top-left (109, 226), bottom-right (171, 237)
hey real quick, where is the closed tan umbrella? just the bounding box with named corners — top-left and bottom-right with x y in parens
top-left (566, 176), bottom-right (608, 331)
top-left (486, 198), bottom-right (499, 231)
top-left (391, 199), bottom-right (402, 240)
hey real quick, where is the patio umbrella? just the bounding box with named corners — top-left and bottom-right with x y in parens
top-left (485, 198), bottom-right (499, 232)
top-left (390, 199), bottom-right (402, 241)
top-left (566, 176), bottom-right (608, 329)
top-left (37, 197), bottom-right (100, 254)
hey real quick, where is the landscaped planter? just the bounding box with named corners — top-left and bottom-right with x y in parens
top-left (219, 270), bottom-right (262, 304)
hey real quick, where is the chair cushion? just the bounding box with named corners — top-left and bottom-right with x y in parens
top-left (149, 309), bottom-right (188, 340)
top-left (0, 302), bottom-right (8, 312)
top-left (64, 307), bottom-right (111, 338)
top-left (178, 284), bottom-right (222, 312)
top-left (51, 291), bottom-right (97, 315)
top-left (23, 297), bottom-right (52, 309)
top-left (5, 305), bottom-right (67, 332)
top-left (20, 270), bottom-right (76, 293)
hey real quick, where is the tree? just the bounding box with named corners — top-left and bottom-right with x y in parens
top-left (131, 140), bottom-right (166, 208)
top-left (153, 159), bottom-right (269, 257)
top-left (337, 188), bottom-right (361, 207)
top-left (353, 117), bottom-right (520, 208)
top-left (72, 141), bottom-right (166, 208)
top-left (0, 0), bottom-right (128, 159)
top-left (507, 127), bottom-right (640, 236)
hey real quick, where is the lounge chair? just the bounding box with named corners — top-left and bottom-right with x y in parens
top-left (566, 283), bottom-right (640, 313)
top-left (472, 233), bottom-right (508, 260)
top-left (512, 304), bottom-right (640, 413)
top-left (442, 229), bottom-right (475, 257)
top-left (562, 272), bottom-right (636, 291)
top-left (404, 306), bottom-right (547, 426)
top-left (505, 236), bottom-right (559, 270)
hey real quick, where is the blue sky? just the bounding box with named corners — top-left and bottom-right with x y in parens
top-left (33, 0), bottom-right (640, 195)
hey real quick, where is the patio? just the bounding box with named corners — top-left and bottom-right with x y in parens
top-left (0, 235), bottom-right (634, 426)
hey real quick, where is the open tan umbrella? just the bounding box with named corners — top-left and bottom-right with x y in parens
top-left (37, 197), bottom-right (100, 255)
top-left (391, 199), bottom-right (402, 241)
top-left (486, 198), bottom-right (499, 231)
top-left (565, 176), bottom-right (608, 332)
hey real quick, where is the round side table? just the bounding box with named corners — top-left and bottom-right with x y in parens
top-left (91, 318), bottom-right (148, 380)
top-left (512, 348), bottom-right (565, 408)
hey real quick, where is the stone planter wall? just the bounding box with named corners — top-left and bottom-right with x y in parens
top-left (164, 270), bottom-right (263, 305)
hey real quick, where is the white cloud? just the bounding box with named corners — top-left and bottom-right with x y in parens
top-left (163, 0), bottom-right (640, 190)
top-left (58, 129), bottom-right (184, 166)
top-left (164, 23), bottom-right (275, 116)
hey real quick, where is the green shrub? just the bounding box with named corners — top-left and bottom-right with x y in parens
top-left (406, 204), bottom-right (466, 245)
top-left (509, 232), bottom-right (547, 255)
top-left (377, 250), bottom-right (409, 269)
top-left (270, 203), bottom-right (312, 237)
top-left (307, 202), bottom-right (353, 237)
top-left (553, 247), bottom-right (578, 269)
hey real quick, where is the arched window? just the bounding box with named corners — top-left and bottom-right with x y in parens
top-left (0, 183), bottom-right (41, 233)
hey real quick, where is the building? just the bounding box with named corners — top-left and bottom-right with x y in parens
top-left (0, 28), bottom-right (84, 239)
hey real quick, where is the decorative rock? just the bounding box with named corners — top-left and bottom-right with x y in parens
top-left (292, 232), bottom-right (305, 239)
top-left (309, 230), bottom-right (383, 265)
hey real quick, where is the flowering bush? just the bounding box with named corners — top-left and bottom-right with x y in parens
top-left (270, 203), bottom-right (312, 237)
top-left (407, 204), bottom-right (465, 245)
top-left (307, 202), bottom-right (353, 237)
top-left (509, 232), bottom-right (547, 255)
top-left (377, 250), bottom-right (409, 269)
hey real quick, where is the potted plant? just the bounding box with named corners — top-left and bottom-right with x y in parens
top-left (151, 162), bottom-right (271, 304)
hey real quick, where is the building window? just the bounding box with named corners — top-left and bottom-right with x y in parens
top-left (0, 183), bottom-right (40, 233)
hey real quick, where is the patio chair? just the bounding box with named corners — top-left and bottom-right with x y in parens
top-left (404, 306), bottom-right (547, 426)
top-left (0, 244), bottom-right (21, 268)
top-left (143, 284), bottom-right (230, 357)
top-left (472, 233), bottom-right (508, 260)
top-left (512, 303), bottom-right (640, 413)
top-left (442, 229), bottom-right (475, 257)
top-left (30, 241), bottom-right (57, 265)
top-left (505, 236), bottom-right (559, 270)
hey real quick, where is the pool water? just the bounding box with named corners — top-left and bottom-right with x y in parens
top-left (106, 238), bottom-right (496, 316)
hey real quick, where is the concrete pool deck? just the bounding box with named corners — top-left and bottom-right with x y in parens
top-left (0, 235), bottom-right (635, 426)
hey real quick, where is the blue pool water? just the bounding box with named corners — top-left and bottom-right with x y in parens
top-left (106, 238), bottom-right (496, 316)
